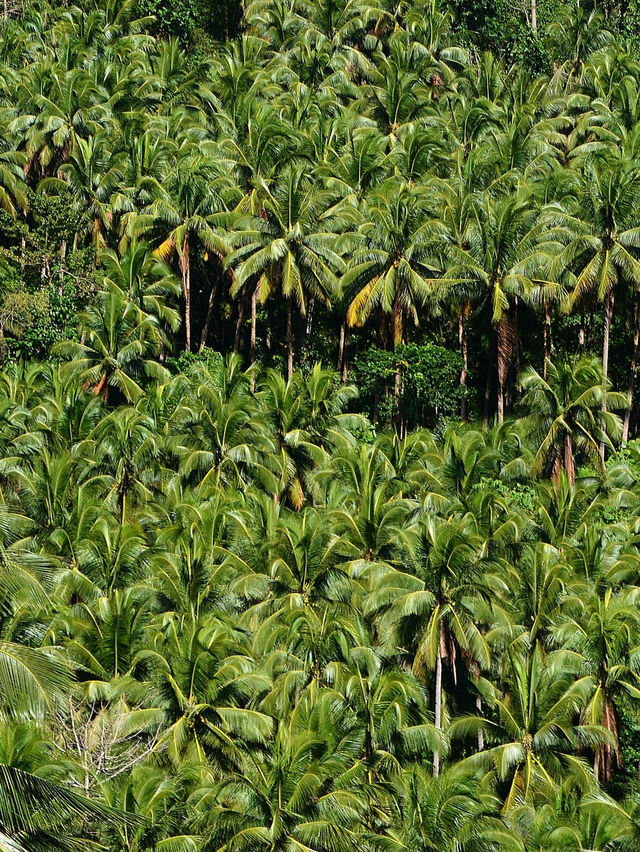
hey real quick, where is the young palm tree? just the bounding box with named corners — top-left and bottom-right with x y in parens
top-left (53, 285), bottom-right (169, 404)
top-left (520, 357), bottom-right (626, 484)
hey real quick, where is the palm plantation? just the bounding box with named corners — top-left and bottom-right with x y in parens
top-left (5, 0), bottom-right (640, 850)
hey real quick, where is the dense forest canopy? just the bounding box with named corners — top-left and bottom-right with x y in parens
top-left (6, 0), bottom-right (640, 849)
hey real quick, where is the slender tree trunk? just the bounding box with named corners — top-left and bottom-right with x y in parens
top-left (496, 378), bottom-right (505, 424)
top-left (181, 237), bottom-right (191, 352)
top-left (433, 654), bottom-right (442, 776)
top-left (337, 321), bottom-right (345, 373)
top-left (476, 694), bottom-right (484, 752)
top-left (543, 301), bottom-right (552, 378)
top-left (199, 280), bottom-right (218, 352)
top-left (59, 240), bottom-right (66, 295)
top-left (233, 296), bottom-right (245, 353)
top-left (579, 307), bottom-right (585, 354)
top-left (342, 327), bottom-right (350, 384)
top-left (306, 297), bottom-right (315, 336)
top-left (393, 303), bottom-right (404, 434)
top-left (250, 289), bottom-right (257, 359)
top-left (286, 298), bottom-right (294, 381)
top-left (601, 291), bottom-right (614, 461)
top-left (564, 431), bottom-right (575, 486)
top-left (483, 357), bottom-right (493, 428)
top-left (459, 307), bottom-right (469, 419)
top-left (496, 315), bottom-right (514, 426)
top-left (250, 289), bottom-right (257, 393)
top-left (513, 297), bottom-right (521, 398)
top-left (531, 0), bottom-right (537, 32)
top-left (433, 628), bottom-right (444, 778)
top-left (623, 297), bottom-right (639, 446)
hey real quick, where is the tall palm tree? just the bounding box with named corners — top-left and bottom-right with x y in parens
top-left (141, 149), bottom-right (233, 351)
top-left (343, 180), bottom-right (437, 354)
top-left (548, 157), bottom-right (640, 450)
top-left (228, 164), bottom-right (344, 379)
top-left (443, 188), bottom-right (559, 423)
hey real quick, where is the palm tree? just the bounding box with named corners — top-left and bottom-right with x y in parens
top-left (194, 692), bottom-right (371, 852)
top-left (228, 164), bottom-right (344, 379)
top-left (388, 765), bottom-right (520, 852)
top-left (141, 149), bottom-right (233, 351)
top-left (100, 241), bottom-right (181, 339)
top-left (53, 285), bottom-right (169, 403)
top-left (555, 587), bottom-right (640, 783)
top-left (0, 764), bottom-right (137, 852)
top-left (519, 357), bottom-right (626, 484)
top-left (548, 157), bottom-right (640, 450)
top-left (369, 511), bottom-right (489, 776)
top-left (451, 638), bottom-right (608, 812)
top-left (343, 180), bottom-right (437, 354)
top-left (443, 188), bottom-right (559, 423)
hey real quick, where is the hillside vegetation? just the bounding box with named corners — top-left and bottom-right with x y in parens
top-left (5, 1), bottom-right (640, 850)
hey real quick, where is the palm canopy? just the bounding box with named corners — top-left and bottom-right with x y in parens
top-left (53, 284), bottom-right (169, 404)
top-left (343, 180), bottom-right (442, 346)
top-left (520, 356), bottom-right (626, 484)
top-left (228, 164), bottom-right (345, 377)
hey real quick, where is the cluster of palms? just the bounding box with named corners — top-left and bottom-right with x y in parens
top-left (0, 347), bottom-right (640, 850)
top-left (2, 0), bottom-right (640, 424)
top-left (6, 0), bottom-right (640, 849)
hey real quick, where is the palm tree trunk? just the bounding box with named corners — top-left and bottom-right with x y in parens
top-left (342, 327), bottom-right (350, 384)
top-left (496, 315), bottom-right (514, 425)
top-left (579, 307), bottom-right (585, 354)
top-left (476, 694), bottom-right (484, 752)
top-left (286, 298), bottom-right (294, 381)
top-left (337, 320), bottom-right (345, 373)
top-left (393, 303), bottom-right (404, 434)
top-left (623, 297), bottom-right (639, 446)
top-left (564, 431), bottom-right (575, 486)
top-left (543, 301), bottom-right (551, 378)
top-left (181, 237), bottom-right (191, 352)
top-left (459, 307), bottom-right (469, 419)
top-left (199, 279), bottom-right (218, 352)
top-left (250, 288), bottom-right (257, 361)
top-left (306, 297), bottom-right (315, 336)
top-left (433, 634), bottom-right (443, 778)
top-left (59, 240), bottom-right (66, 295)
top-left (250, 289), bottom-right (257, 393)
top-left (233, 296), bottom-right (245, 353)
top-left (600, 291), bottom-right (614, 461)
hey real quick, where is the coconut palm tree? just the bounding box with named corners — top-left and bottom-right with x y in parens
top-left (141, 149), bottom-right (233, 351)
top-left (369, 511), bottom-right (489, 776)
top-left (343, 180), bottom-right (438, 354)
top-left (519, 356), bottom-right (626, 484)
top-left (451, 638), bottom-right (608, 811)
top-left (548, 157), bottom-right (640, 448)
top-left (53, 285), bottom-right (169, 404)
top-left (228, 164), bottom-right (344, 379)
